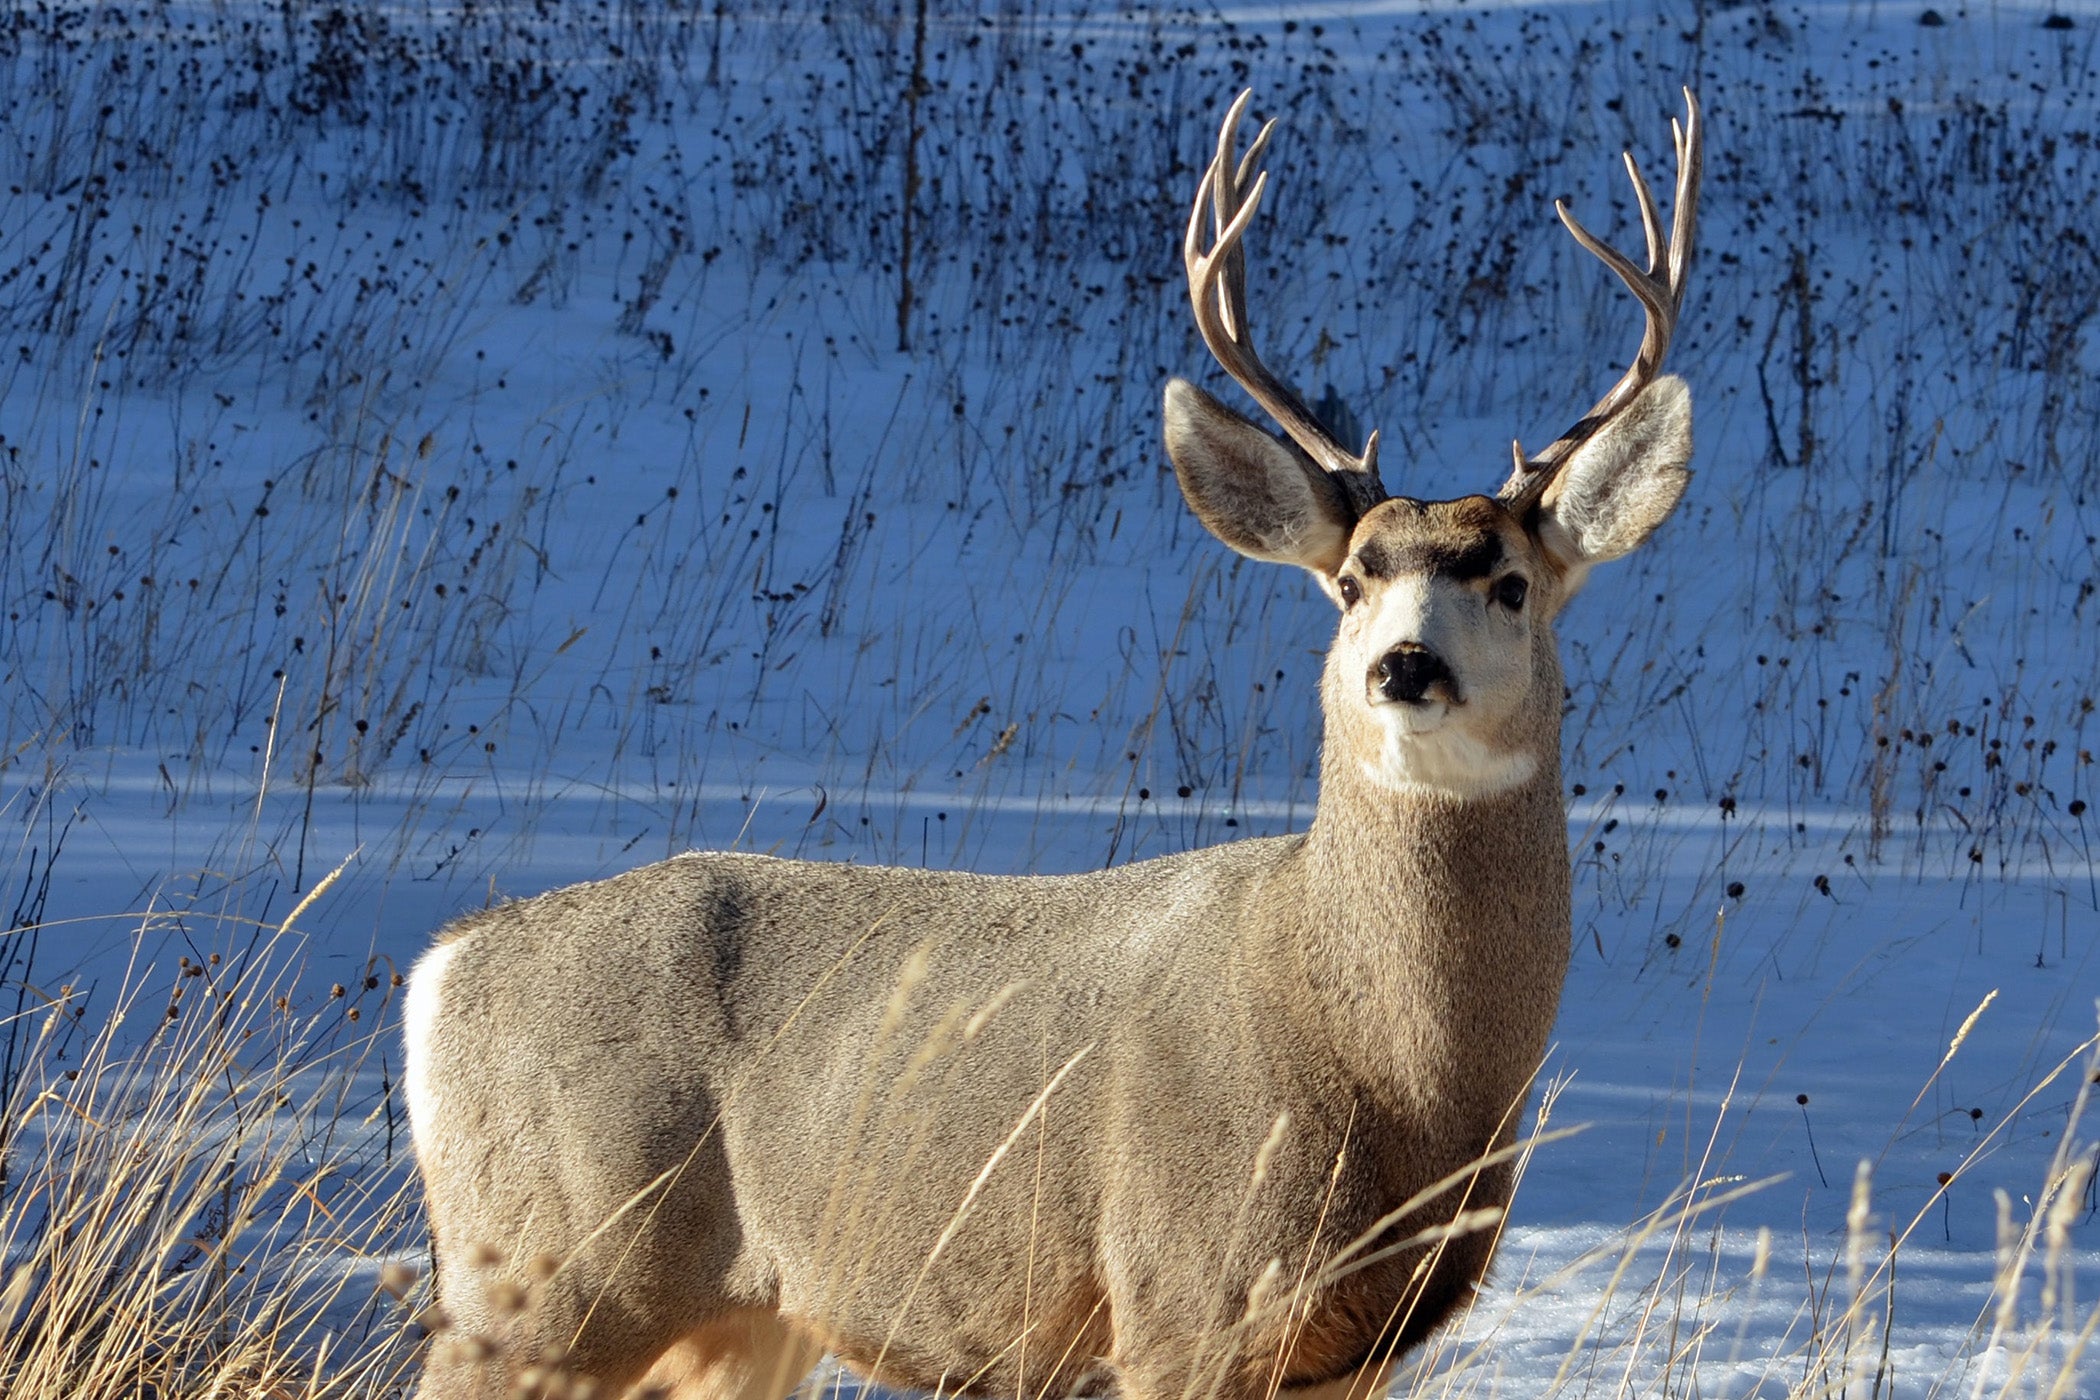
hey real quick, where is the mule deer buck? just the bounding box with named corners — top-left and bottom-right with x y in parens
top-left (405, 89), bottom-right (1702, 1400)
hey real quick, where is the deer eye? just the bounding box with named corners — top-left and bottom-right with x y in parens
top-left (1492, 574), bottom-right (1529, 611)
top-left (1337, 575), bottom-right (1362, 608)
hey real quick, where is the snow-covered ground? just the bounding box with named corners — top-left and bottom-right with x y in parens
top-left (0, 0), bottom-right (2094, 1394)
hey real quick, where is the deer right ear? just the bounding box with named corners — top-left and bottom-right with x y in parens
top-left (1164, 379), bottom-right (1353, 576)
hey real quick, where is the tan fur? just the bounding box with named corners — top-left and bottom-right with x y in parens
top-left (638, 1314), bottom-right (825, 1400)
top-left (406, 108), bottom-right (1696, 1400)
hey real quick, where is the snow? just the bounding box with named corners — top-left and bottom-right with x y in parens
top-left (0, 0), bottom-right (2094, 1395)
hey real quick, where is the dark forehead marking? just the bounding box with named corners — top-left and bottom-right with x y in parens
top-left (1352, 496), bottom-right (1509, 582)
top-left (1428, 533), bottom-right (1504, 581)
top-left (1353, 537), bottom-right (1403, 580)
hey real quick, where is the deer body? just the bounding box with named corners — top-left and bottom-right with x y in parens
top-left (409, 760), bottom-right (1567, 1400)
top-left (407, 91), bottom-right (1702, 1400)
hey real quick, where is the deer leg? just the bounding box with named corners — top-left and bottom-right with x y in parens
top-left (410, 1230), bottom-right (739, 1400)
top-left (411, 1275), bottom-right (694, 1400)
top-left (632, 1311), bottom-right (825, 1400)
top-left (1271, 1362), bottom-right (1398, 1400)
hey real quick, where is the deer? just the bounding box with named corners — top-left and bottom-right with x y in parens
top-left (403, 88), bottom-right (1702, 1400)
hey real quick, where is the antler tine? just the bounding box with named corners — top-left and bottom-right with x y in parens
top-left (1667, 105), bottom-right (1700, 294)
top-left (1627, 152), bottom-right (1666, 277)
top-left (1217, 115), bottom-right (1275, 344)
top-left (1503, 89), bottom-right (1702, 506)
top-left (1200, 90), bottom-right (1273, 345)
top-left (1184, 91), bottom-right (1385, 512)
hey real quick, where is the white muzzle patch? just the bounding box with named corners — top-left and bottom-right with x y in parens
top-left (1350, 571), bottom-right (1537, 800)
top-left (1362, 710), bottom-right (1538, 801)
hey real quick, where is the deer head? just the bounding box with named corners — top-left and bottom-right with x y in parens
top-left (1164, 90), bottom-right (1702, 801)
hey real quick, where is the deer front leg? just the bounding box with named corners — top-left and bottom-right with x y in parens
top-left (633, 1312), bottom-right (825, 1400)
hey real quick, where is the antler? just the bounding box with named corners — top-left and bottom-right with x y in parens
top-left (1501, 88), bottom-right (1703, 507)
top-left (1184, 90), bottom-right (1388, 518)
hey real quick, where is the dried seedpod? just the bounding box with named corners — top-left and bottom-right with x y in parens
top-left (379, 1261), bottom-right (419, 1300)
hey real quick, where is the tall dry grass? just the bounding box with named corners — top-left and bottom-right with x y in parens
top-left (1, 865), bottom-right (2090, 1398)
top-left (385, 1020), bottom-right (2098, 1400)
top-left (0, 863), bottom-right (422, 1399)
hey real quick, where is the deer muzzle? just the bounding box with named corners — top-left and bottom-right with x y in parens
top-left (1371, 645), bottom-right (1455, 706)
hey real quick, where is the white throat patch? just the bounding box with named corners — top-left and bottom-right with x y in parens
top-left (1361, 711), bottom-right (1538, 801)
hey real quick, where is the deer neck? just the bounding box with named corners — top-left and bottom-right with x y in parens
top-left (1276, 660), bottom-right (1572, 1140)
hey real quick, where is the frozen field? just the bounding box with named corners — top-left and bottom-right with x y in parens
top-left (0, 0), bottom-right (2094, 1395)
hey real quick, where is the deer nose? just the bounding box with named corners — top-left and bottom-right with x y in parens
top-left (1373, 646), bottom-right (1452, 705)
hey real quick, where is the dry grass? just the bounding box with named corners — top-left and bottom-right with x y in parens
top-left (383, 1020), bottom-right (2097, 1400)
top-left (1400, 1044), bottom-right (2100, 1400)
top-left (0, 869), bottom-right (2090, 1398)
top-left (0, 865), bottom-right (422, 1399)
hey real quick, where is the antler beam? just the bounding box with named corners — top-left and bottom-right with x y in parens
top-left (1184, 90), bottom-right (1388, 517)
top-left (1502, 89), bottom-right (1703, 506)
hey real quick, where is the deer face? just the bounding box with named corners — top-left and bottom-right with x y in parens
top-left (1162, 374), bottom-right (1692, 801)
top-left (1323, 495), bottom-right (1549, 797)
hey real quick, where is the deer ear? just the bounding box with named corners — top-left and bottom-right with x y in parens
top-left (1164, 379), bottom-right (1353, 575)
top-left (1536, 375), bottom-right (1691, 581)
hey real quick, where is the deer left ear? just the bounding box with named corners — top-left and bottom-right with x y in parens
top-left (1535, 375), bottom-right (1692, 581)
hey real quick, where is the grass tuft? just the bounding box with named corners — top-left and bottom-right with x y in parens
top-left (0, 894), bottom-right (420, 1399)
